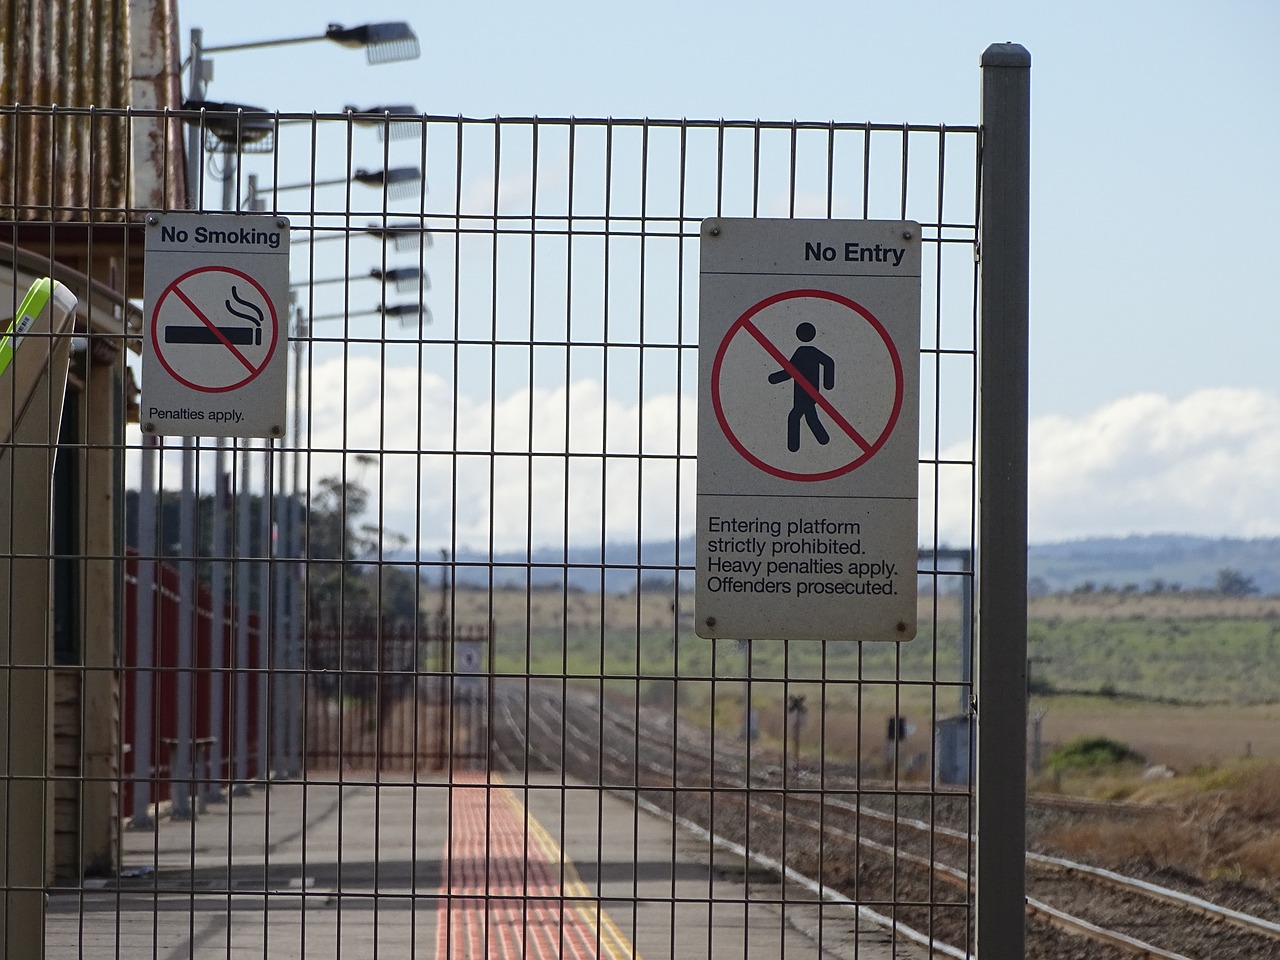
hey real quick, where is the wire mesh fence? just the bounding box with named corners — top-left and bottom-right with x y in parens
top-left (1, 100), bottom-right (996, 959)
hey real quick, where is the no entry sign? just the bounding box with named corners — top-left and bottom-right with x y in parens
top-left (695, 219), bottom-right (921, 642)
top-left (141, 213), bottom-right (290, 438)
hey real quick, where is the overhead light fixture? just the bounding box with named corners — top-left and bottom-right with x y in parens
top-left (182, 99), bottom-right (275, 152)
top-left (202, 21), bottom-right (421, 65)
top-left (324, 22), bottom-right (420, 64)
top-left (363, 221), bottom-right (434, 251)
top-left (378, 302), bottom-right (432, 328)
top-left (344, 104), bottom-right (420, 140)
top-left (369, 266), bottom-right (426, 292)
top-left (291, 266), bottom-right (426, 295)
top-left (288, 222), bottom-right (435, 248)
top-left (352, 166), bottom-right (423, 200)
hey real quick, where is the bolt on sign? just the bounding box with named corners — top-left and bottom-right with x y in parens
top-left (141, 212), bottom-right (290, 438)
top-left (695, 218), bottom-right (921, 642)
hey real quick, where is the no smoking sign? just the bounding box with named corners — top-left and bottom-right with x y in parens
top-left (141, 213), bottom-right (290, 438)
top-left (696, 218), bottom-right (921, 643)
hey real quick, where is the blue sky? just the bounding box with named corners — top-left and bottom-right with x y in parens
top-left (169, 0), bottom-right (1280, 545)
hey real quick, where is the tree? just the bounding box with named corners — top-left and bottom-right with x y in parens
top-left (304, 473), bottom-right (419, 630)
top-left (1215, 567), bottom-right (1259, 597)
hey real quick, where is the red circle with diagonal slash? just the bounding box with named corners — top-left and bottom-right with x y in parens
top-left (711, 288), bottom-right (904, 482)
top-left (149, 266), bottom-right (279, 393)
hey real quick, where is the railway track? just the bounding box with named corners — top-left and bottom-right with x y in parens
top-left (489, 680), bottom-right (1280, 959)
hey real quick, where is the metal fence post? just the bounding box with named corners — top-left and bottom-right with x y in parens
top-left (130, 434), bottom-right (159, 828)
top-left (234, 442), bottom-right (253, 793)
top-left (259, 444), bottom-right (273, 779)
top-left (977, 41), bottom-right (1031, 960)
top-left (206, 451), bottom-right (228, 803)
top-left (172, 439), bottom-right (197, 819)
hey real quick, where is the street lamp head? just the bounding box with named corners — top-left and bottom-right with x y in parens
top-left (363, 221), bottom-right (433, 251)
top-left (378, 302), bottom-right (432, 328)
top-left (344, 104), bottom-right (420, 141)
top-left (369, 266), bottom-right (425, 292)
top-left (352, 167), bottom-right (424, 200)
top-left (324, 22), bottom-right (420, 64)
top-left (182, 99), bottom-right (275, 152)
top-left (345, 104), bottom-right (417, 118)
top-left (290, 267), bottom-right (426, 294)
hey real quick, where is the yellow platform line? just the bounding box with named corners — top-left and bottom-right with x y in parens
top-left (499, 774), bottom-right (644, 960)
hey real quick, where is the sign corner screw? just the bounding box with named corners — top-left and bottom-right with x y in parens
top-left (704, 616), bottom-right (717, 628)
top-left (896, 621), bottom-right (908, 632)
top-left (141, 422), bottom-right (156, 434)
top-left (901, 229), bottom-right (913, 240)
top-left (146, 215), bottom-right (158, 225)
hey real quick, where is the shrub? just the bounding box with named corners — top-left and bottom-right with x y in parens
top-left (1048, 735), bottom-right (1145, 771)
top-left (1046, 820), bottom-right (1195, 872)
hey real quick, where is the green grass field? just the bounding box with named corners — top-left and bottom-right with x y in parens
top-left (442, 586), bottom-right (1280, 767)
top-left (1028, 617), bottom-right (1280, 704)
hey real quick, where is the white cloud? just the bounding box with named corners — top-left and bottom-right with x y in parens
top-left (128, 376), bottom-right (1280, 554)
top-left (1026, 388), bottom-right (1280, 542)
top-left (306, 356), bottom-right (696, 553)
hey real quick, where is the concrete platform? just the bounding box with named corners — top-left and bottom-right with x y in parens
top-left (47, 772), bottom-right (924, 959)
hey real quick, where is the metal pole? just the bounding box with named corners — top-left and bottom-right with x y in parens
top-left (233, 441), bottom-right (253, 794)
top-left (976, 41), bottom-right (1031, 960)
top-left (205, 449), bottom-right (227, 803)
top-left (961, 550), bottom-right (974, 715)
top-left (286, 308), bottom-right (307, 777)
top-left (130, 434), bottom-right (159, 828)
top-left (170, 25), bottom-right (207, 822)
top-left (272, 434), bottom-right (289, 779)
top-left (259, 444), bottom-right (272, 779)
top-left (172, 439), bottom-right (197, 819)
top-left (186, 28), bottom-right (205, 208)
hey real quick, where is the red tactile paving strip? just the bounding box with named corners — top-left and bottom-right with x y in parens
top-left (435, 772), bottom-right (632, 960)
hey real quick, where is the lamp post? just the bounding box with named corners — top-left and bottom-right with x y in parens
top-left (297, 266), bottom-right (424, 293)
top-left (186, 23), bottom-right (420, 109)
top-left (195, 22), bottom-right (419, 64)
top-left (246, 166), bottom-right (425, 209)
top-left (291, 221), bottom-right (433, 253)
top-left (128, 434), bottom-right (159, 828)
top-left (309, 302), bottom-right (432, 327)
top-left (277, 307), bottom-right (309, 779)
top-left (241, 160), bottom-right (424, 786)
top-left (166, 20), bottom-right (420, 797)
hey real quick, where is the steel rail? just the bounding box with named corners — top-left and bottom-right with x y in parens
top-left (494, 689), bottom-right (967, 957)
top-left (519, 682), bottom-right (1280, 959)
top-left (818, 794), bottom-right (1280, 945)
top-left (1025, 899), bottom-right (1193, 960)
top-left (1029, 853), bottom-right (1280, 943)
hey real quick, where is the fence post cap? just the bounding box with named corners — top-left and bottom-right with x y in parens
top-left (981, 42), bottom-right (1031, 67)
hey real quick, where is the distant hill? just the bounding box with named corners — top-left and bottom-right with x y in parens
top-left (447, 534), bottom-right (1280, 597)
top-left (122, 487), bottom-right (1280, 596)
top-left (450, 539), bottom-right (694, 593)
top-left (1026, 535), bottom-right (1280, 596)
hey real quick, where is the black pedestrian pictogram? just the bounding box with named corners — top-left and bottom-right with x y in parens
top-left (767, 321), bottom-right (835, 452)
top-left (164, 285), bottom-right (264, 346)
top-left (710, 289), bottom-right (904, 483)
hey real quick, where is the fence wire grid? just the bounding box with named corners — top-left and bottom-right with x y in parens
top-left (0, 103), bottom-right (992, 960)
